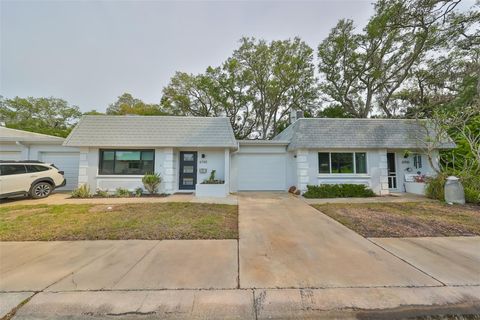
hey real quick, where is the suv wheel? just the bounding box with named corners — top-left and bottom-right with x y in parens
top-left (31, 182), bottom-right (53, 199)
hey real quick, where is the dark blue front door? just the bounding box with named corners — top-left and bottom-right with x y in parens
top-left (179, 151), bottom-right (197, 190)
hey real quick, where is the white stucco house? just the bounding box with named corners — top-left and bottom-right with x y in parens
top-left (61, 115), bottom-right (454, 196)
top-left (0, 126), bottom-right (80, 190)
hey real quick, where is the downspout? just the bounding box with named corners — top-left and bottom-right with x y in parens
top-left (16, 141), bottom-right (30, 159)
top-left (229, 141), bottom-right (240, 194)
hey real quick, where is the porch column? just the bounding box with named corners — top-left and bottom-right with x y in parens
top-left (224, 148), bottom-right (230, 192)
top-left (163, 148), bottom-right (175, 194)
top-left (379, 150), bottom-right (390, 195)
top-left (296, 149), bottom-right (309, 193)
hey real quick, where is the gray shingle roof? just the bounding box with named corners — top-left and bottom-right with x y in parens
top-left (63, 115), bottom-right (237, 148)
top-left (273, 118), bottom-right (455, 150)
top-left (0, 127), bottom-right (64, 143)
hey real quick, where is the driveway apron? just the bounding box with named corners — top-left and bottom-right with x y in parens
top-left (238, 192), bottom-right (441, 289)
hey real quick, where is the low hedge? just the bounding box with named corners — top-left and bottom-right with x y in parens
top-left (303, 184), bottom-right (376, 198)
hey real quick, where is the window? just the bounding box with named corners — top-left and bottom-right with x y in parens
top-left (413, 154), bottom-right (422, 169)
top-left (26, 165), bottom-right (50, 173)
top-left (0, 165), bottom-right (27, 176)
top-left (99, 149), bottom-right (154, 175)
top-left (331, 153), bottom-right (354, 173)
top-left (182, 178), bottom-right (194, 185)
top-left (183, 153), bottom-right (195, 161)
top-left (318, 152), bottom-right (367, 174)
top-left (355, 153), bottom-right (367, 174)
top-left (318, 153), bottom-right (330, 173)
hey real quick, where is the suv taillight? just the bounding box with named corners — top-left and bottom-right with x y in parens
top-left (58, 170), bottom-right (65, 175)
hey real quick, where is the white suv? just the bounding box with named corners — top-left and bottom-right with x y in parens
top-left (0, 161), bottom-right (66, 199)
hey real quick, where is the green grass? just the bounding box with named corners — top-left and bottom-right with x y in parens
top-left (0, 203), bottom-right (238, 241)
top-left (312, 202), bottom-right (480, 237)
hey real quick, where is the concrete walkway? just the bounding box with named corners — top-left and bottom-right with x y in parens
top-left (0, 192), bottom-right (238, 206)
top-left (1, 192), bottom-right (479, 319)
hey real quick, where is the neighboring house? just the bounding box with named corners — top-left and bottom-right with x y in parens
top-left (63, 115), bottom-right (454, 196)
top-left (0, 126), bottom-right (80, 190)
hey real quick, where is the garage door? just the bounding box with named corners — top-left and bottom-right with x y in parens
top-left (237, 154), bottom-right (287, 191)
top-left (40, 152), bottom-right (79, 190)
top-left (0, 151), bottom-right (21, 161)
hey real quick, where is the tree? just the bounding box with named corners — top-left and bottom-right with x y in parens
top-left (317, 105), bottom-right (353, 118)
top-left (392, 3), bottom-right (479, 117)
top-left (234, 37), bottom-right (318, 138)
top-left (107, 93), bottom-right (166, 116)
top-left (162, 62), bottom-right (257, 139)
top-left (318, 0), bottom-right (463, 118)
top-left (83, 109), bottom-right (104, 115)
top-left (162, 37), bottom-right (318, 139)
top-left (0, 96), bottom-right (81, 137)
top-left (161, 72), bottom-right (220, 117)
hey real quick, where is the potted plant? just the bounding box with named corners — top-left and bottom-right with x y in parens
top-left (195, 170), bottom-right (228, 197)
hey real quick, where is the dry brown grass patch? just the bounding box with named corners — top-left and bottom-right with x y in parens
top-left (312, 202), bottom-right (480, 238)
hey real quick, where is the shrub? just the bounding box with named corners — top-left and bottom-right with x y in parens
top-left (303, 184), bottom-right (375, 198)
top-left (71, 184), bottom-right (91, 198)
top-left (425, 174), bottom-right (446, 201)
top-left (142, 172), bottom-right (162, 194)
top-left (95, 188), bottom-right (109, 197)
top-left (462, 174), bottom-right (480, 205)
top-left (135, 187), bottom-right (143, 197)
top-left (115, 187), bottom-right (131, 197)
top-left (465, 187), bottom-right (480, 204)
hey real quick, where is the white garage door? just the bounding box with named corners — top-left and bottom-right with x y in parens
top-left (237, 153), bottom-right (287, 191)
top-left (0, 151), bottom-right (21, 161)
top-left (40, 152), bottom-right (79, 190)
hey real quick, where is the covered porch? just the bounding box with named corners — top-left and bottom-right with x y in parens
top-left (386, 149), bottom-right (439, 195)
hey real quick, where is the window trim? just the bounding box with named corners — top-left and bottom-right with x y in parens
top-left (318, 152), bottom-right (368, 175)
top-left (98, 149), bottom-right (155, 176)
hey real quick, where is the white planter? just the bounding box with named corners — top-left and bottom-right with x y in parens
top-left (195, 183), bottom-right (228, 197)
top-left (405, 182), bottom-right (426, 195)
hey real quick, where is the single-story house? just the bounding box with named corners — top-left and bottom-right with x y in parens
top-left (0, 126), bottom-right (80, 190)
top-left (62, 115), bottom-right (454, 196)
top-left (63, 116), bottom-right (237, 195)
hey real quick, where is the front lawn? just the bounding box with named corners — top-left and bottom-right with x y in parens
top-left (312, 202), bottom-right (480, 237)
top-left (0, 203), bottom-right (238, 241)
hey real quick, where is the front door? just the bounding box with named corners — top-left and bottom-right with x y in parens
top-left (179, 151), bottom-right (197, 190)
top-left (387, 153), bottom-right (397, 190)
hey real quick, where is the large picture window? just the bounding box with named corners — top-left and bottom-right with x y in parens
top-left (318, 152), bottom-right (367, 174)
top-left (99, 149), bottom-right (154, 175)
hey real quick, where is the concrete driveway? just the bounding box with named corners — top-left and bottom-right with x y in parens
top-left (238, 192), bottom-right (469, 288)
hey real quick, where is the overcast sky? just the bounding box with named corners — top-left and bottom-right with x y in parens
top-left (0, 0), bottom-right (470, 112)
